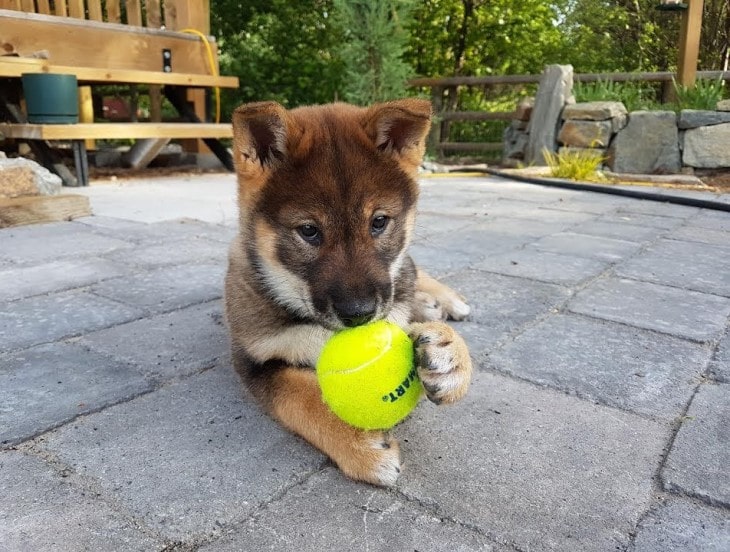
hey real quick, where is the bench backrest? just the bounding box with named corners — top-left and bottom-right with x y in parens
top-left (0, 1), bottom-right (207, 30)
top-left (0, 0), bottom-right (215, 75)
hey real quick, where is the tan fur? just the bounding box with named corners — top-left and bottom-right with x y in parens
top-left (225, 99), bottom-right (472, 486)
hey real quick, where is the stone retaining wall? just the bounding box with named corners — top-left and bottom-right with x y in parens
top-left (504, 65), bottom-right (730, 173)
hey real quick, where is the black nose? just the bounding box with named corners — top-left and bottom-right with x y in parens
top-left (333, 298), bottom-right (377, 327)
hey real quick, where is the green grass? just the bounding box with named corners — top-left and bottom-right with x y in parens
top-left (543, 147), bottom-right (606, 182)
top-left (672, 77), bottom-right (726, 111)
top-left (573, 79), bottom-right (661, 112)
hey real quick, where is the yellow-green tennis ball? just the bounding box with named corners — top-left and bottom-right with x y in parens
top-left (316, 320), bottom-right (421, 430)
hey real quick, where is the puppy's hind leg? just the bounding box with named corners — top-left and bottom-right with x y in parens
top-left (235, 353), bottom-right (402, 487)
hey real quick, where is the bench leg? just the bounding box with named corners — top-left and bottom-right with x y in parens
top-left (71, 140), bottom-right (90, 187)
top-left (163, 86), bottom-right (234, 171)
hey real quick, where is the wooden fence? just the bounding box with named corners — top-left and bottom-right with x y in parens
top-left (408, 70), bottom-right (730, 160)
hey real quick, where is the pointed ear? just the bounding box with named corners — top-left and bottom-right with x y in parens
top-left (362, 99), bottom-right (432, 170)
top-left (231, 101), bottom-right (288, 177)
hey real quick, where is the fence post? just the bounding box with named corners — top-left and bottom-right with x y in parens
top-left (429, 85), bottom-right (443, 156)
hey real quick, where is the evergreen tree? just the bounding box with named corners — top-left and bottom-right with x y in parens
top-left (333, 0), bottom-right (415, 105)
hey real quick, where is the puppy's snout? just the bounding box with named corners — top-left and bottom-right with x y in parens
top-left (333, 297), bottom-right (377, 327)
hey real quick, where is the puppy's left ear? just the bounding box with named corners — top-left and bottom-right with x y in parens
top-left (362, 99), bottom-right (432, 172)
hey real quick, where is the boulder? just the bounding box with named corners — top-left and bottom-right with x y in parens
top-left (525, 64), bottom-right (574, 165)
top-left (514, 97), bottom-right (534, 121)
top-left (562, 101), bottom-right (628, 132)
top-left (678, 109), bottom-right (730, 129)
top-left (683, 123), bottom-right (730, 168)
top-left (558, 120), bottom-right (612, 147)
top-left (503, 124), bottom-right (528, 160)
top-left (607, 111), bottom-right (681, 174)
top-left (716, 99), bottom-right (730, 112)
top-left (0, 156), bottom-right (62, 199)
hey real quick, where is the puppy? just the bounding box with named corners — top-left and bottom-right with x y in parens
top-left (224, 99), bottom-right (472, 486)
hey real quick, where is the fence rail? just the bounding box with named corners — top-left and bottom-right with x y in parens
top-left (409, 70), bottom-right (730, 159)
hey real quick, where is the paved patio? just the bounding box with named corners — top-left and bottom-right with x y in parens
top-left (1, 173), bottom-right (728, 551)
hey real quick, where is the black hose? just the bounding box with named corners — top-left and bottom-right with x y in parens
top-left (457, 167), bottom-right (730, 213)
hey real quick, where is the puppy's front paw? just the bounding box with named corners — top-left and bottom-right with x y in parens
top-left (335, 431), bottom-right (401, 487)
top-left (408, 321), bottom-right (473, 405)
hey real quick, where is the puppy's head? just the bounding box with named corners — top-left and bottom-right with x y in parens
top-left (231, 99), bottom-right (431, 330)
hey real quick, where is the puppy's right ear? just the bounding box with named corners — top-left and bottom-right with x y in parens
top-left (232, 102), bottom-right (288, 180)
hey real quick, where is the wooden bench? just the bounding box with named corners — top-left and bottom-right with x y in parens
top-left (0, 0), bottom-right (239, 186)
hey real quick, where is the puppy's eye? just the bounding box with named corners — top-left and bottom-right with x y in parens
top-left (371, 215), bottom-right (389, 236)
top-left (297, 224), bottom-right (322, 245)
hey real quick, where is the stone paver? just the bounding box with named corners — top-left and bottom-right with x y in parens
top-left (632, 499), bottom-right (730, 552)
top-left (1, 175), bottom-right (728, 551)
top-left (1, 342), bottom-right (152, 446)
top-left (79, 301), bottom-right (228, 380)
top-left (0, 451), bottom-right (162, 551)
top-left (0, 290), bottom-right (142, 351)
top-left (568, 277), bottom-right (730, 341)
top-left (488, 313), bottom-right (710, 420)
top-left (90, 263), bottom-right (224, 313)
top-left (200, 468), bottom-right (501, 552)
top-left (616, 238), bottom-right (730, 297)
top-left (0, 257), bottom-right (126, 302)
top-left (400, 371), bottom-right (665, 552)
top-left (528, 231), bottom-right (642, 261)
top-left (36, 366), bottom-right (324, 541)
top-left (662, 384), bottom-right (730, 507)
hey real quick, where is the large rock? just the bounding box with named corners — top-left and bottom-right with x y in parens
top-left (525, 64), bottom-right (574, 165)
top-left (558, 120), bottom-right (612, 147)
top-left (716, 99), bottom-right (730, 112)
top-left (678, 109), bottom-right (730, 129)
top-left (503, 124), bottom-right (528, 160)
top-left (0, 156), bottom-right (62, 198)
top-left (683, 123), bottom-right (730, 168)
top-left (562, 101), bottom-right (627, 120)
top-left (607, 111), bottom-right (681, 174)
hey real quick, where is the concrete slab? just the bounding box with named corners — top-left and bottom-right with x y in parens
top-left (0, 257), bottom-right (126, 302)
top-left (528, 231), bottom-right (642, 261)
top-left (1, 341), bottom-right (152, 446)
top-left (0, 290), bottom-right (142, 351)
top-left (568, 277), bottom-right (730, 341)
top-left (488, 313), bottom-right (710, 420)
top-left (709, 330), bottom-right (730, 383)
top-left (616, 239), bottom-right (730, 297)
top-left (0, 450), bottom-right (161, 551)
top-left (105, 236), bottom-right (228, 269)
top-left (438, 269), bottom-right (571, 335)
top-left (632, 499), bottom-right (730, 552)
top-left (0, 221), bottom-right (133, 265)
top-left (90, 263), bottom-right (224, 314)
top-left (474, 248), bottom-right (610, 286)
top-left (665, 224), bottom-right (730, 247)
top-left (79, 301), bottom-right (228, 380)
top-left (200, 468), bottom-right (502, 552)
top-left (662, 383), bottom-right (730, 507)
top-left (35, 366), bottom-right (324, 542)
top-left (74, 174), bottom-right (238, 224)
top-left (399, 371), bottom-right (665, 552)
top-left (568, 219), bottom-right (666, 242)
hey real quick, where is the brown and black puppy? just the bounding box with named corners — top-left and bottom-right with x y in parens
top-left (225, 99), bottom-right (472, 486)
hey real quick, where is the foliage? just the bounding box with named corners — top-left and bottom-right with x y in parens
top-left (672, 77), bottom-right (728, 111)
top-left (573, 79), bottom-right (662, 112)
top-left (543, 147), bottom-right (606, 182)
top-left (332, 0), bottom-right (415, 105)
top-left (211, 0), bottom-right (344, 117)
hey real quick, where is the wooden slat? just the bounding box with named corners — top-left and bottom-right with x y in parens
top-left (0, 56), bottom-right (238, 86)
top-left (54, 0), bottom-right (67, 16)
top-left (19, 0), bottom-right (34, 11)
top-left (0, 194), bottom-right (91, 228)
top-left (0, 1), bottom-right (22, 11)
top-left (87, 0), bottom-right (103, 21)
top-left (0, 122), bottom-right (233, 140)
top-left (125, 0), bottom-right (142, 26)
top-left (162, 0), bottom-right (176, 29)
top-left (440, 111), bottom-right (514, 122)
top-left (36, 0), bottom-right (51, 14)
top-left (106, 0), bottom-right (120, 22)
top-left (146, 0), bottom-right (161, 26)
top-left (66, 0), bottom-right (84, 18)
top-left (0, 11), bottom-right (222, 75)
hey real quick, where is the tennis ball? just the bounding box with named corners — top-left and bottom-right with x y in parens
top-left (316, 320), bottom-right (421, 430)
